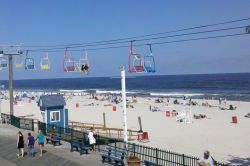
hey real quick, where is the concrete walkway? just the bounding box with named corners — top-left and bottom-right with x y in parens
top-left (0, 124), bottom-right (108, 166)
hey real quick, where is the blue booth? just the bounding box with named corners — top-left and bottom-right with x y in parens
top-left (38, 95), bottom-right (68, 128)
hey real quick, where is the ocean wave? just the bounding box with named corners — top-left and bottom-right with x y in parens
top-left (59, 89), bottom-right (88, 93)
top-left (95, 90), bottom-right (136, 94)
top-left (150, 92), bottom-right (204, 97)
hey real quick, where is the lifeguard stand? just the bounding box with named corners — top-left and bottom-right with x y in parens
top-left (38, 95), bottom-right (68, 128)
top-left (176, 105), bottom-right (192, 124)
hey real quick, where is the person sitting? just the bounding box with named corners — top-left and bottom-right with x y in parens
top-left (244, 113), bottom-right (250, 118)
top-left (197, 151), bottom-right (216, 166)
top-left (194, 114), bottom-right (207, 119)
top-left (228, 105), bottom-right (236, 110)
top-left (173, 99), bottom-right (179, 104)
top-left (155, 98), bottom-right (160, 103)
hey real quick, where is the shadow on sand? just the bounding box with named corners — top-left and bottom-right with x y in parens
top-left (228, 156), bottom-right (250, 166)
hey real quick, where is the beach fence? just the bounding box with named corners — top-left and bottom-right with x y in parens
top-left (1, 113), bottom-right (230, 166)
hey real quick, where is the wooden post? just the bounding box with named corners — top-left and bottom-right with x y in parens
top-left (138, 116), bottom-right (143, 133)
top-left (103, 112), bottom-right (106, 128)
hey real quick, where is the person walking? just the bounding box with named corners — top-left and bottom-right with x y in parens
top-left (197, 150), bottom-right (216, 166)
top-left (17, 131), bottom-right (24, 158)
top-left (36, 130), bottom-right (45, 157)
top-left (88, 127), bottom-right (96, 152)
top-left (27, 132), bottom-right (35, 157)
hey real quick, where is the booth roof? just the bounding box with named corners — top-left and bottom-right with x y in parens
top-left (39, 94), bottom-right (66, 108)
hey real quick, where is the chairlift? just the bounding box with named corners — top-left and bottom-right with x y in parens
top-left (40, 52), bottom-right (50, 70)
top-left (25, 50), bottom-right (35, 70)
top-left (143, 44), bottom-right (156, 73)
top-left (128, 40), bottom-right (144, 73)
top-left (0, 57), bottom-right (8, 68)
top-left (63, 48), bottom-right (76, 72)
top-left (15, 55), bottom-right (24, 68)
top-left (76, 49), bottom-right (90, 74)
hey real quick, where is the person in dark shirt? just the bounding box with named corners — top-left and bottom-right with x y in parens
top-left (17, 131), bottom-right (24, 157)
top-left (27, 132), bottom-right (35, 157)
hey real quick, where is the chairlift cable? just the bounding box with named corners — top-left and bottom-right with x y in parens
top-left (28, 25), bottom-right (247, 52)
top-left (22, 17), bottom-right (250, 48)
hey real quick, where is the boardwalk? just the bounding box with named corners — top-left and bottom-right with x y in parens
top-left (0, 124), bottom-right (106, 166)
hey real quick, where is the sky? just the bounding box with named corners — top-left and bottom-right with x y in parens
top-left (0, 0), bottom-right (250, 80)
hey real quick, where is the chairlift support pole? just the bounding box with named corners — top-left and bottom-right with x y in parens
top-left (121, 66), bottom-right (128, 142)
top-left (8, 55), bottom-right (14, 115)
top-left (0, 85), bottom-right (4, 122)
top-left (0, 48), bottom-right (22, 116)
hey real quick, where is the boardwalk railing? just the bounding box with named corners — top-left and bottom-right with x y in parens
top-left (1, 113), bottom-right (230, 166)
top-left (37, 121), bottom-right (230, 166)
top-left (69, 120), bottom-right (138, 140)
top-left (1, 113), bottom-right (34, 131)
top-left (1, 113), bottom-right (11, 124)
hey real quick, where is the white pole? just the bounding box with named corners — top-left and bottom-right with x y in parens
top-left (121, 66), bottom-right (128, 142)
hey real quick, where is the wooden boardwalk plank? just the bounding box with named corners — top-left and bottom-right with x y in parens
top-left (0, 124), bottom-right (106, 166)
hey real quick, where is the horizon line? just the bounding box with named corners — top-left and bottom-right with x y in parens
top-left (0, 72), bottom-right (250, 81)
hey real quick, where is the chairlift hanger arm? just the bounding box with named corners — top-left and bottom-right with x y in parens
top-left (25, 50), bottom-right (29, 57)
top-left (130, 40), bottom-right (140, 56)
top-left (147, 44), bottom-right (152, 54)
top-left (64, 47), bottom-right (70, 58)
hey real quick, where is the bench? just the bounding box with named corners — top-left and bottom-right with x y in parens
top-left (144, 160), bottom-right (162, 166)
top-left (46, 134), bottom-right (61, 146)
top-left (70, 140), bottom-right (90, 155)
top-left (101, 147), bottom-right (126, 166)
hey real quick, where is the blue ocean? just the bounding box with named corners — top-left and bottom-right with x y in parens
top-left (1, 73), bottom-right (250, 101)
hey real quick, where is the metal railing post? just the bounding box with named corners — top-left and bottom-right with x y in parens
top-left (133, 143), bottom-right (136, 156)
top-left (156, 148), bottom-right (159, 164)
top-left (18, 117), bottom-right (20, 128)
top-left (182, 154), bottom-right (185, 166)
top-left (31, 119), bottom-right (34, 131)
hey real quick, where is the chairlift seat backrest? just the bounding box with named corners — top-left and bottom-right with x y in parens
top-left (63, 48), bottom-right (76, 72)
top-left (15, 55), bottom-right (24, 68)
top-left (26, 64), bottom-right (35, 70)
top-left (16, 63), bottom-right (23, 68)
top-left (41, 65), bottom-right (49, 70)
top-left (75, 49), bottom-right (89, 73)
top-left (143, 45), bottom-right (156, 73)
top-left (40, 53), bottom-right (50, 70)
top-left (24, 51), bottom-right (35, 70)
top-left (128, 40), bottom-right (148, 73)
top-left (0, 58), bottom-right (8, 68)
top-left (1, 63), bottom-right (7, 68)
top-left (144, 56), bottom-right (155, 73)
top-left (63, 58), bottom-right (75, 72)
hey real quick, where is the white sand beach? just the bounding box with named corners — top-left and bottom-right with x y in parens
top-left (1, 92), bottom-right (250, 163)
